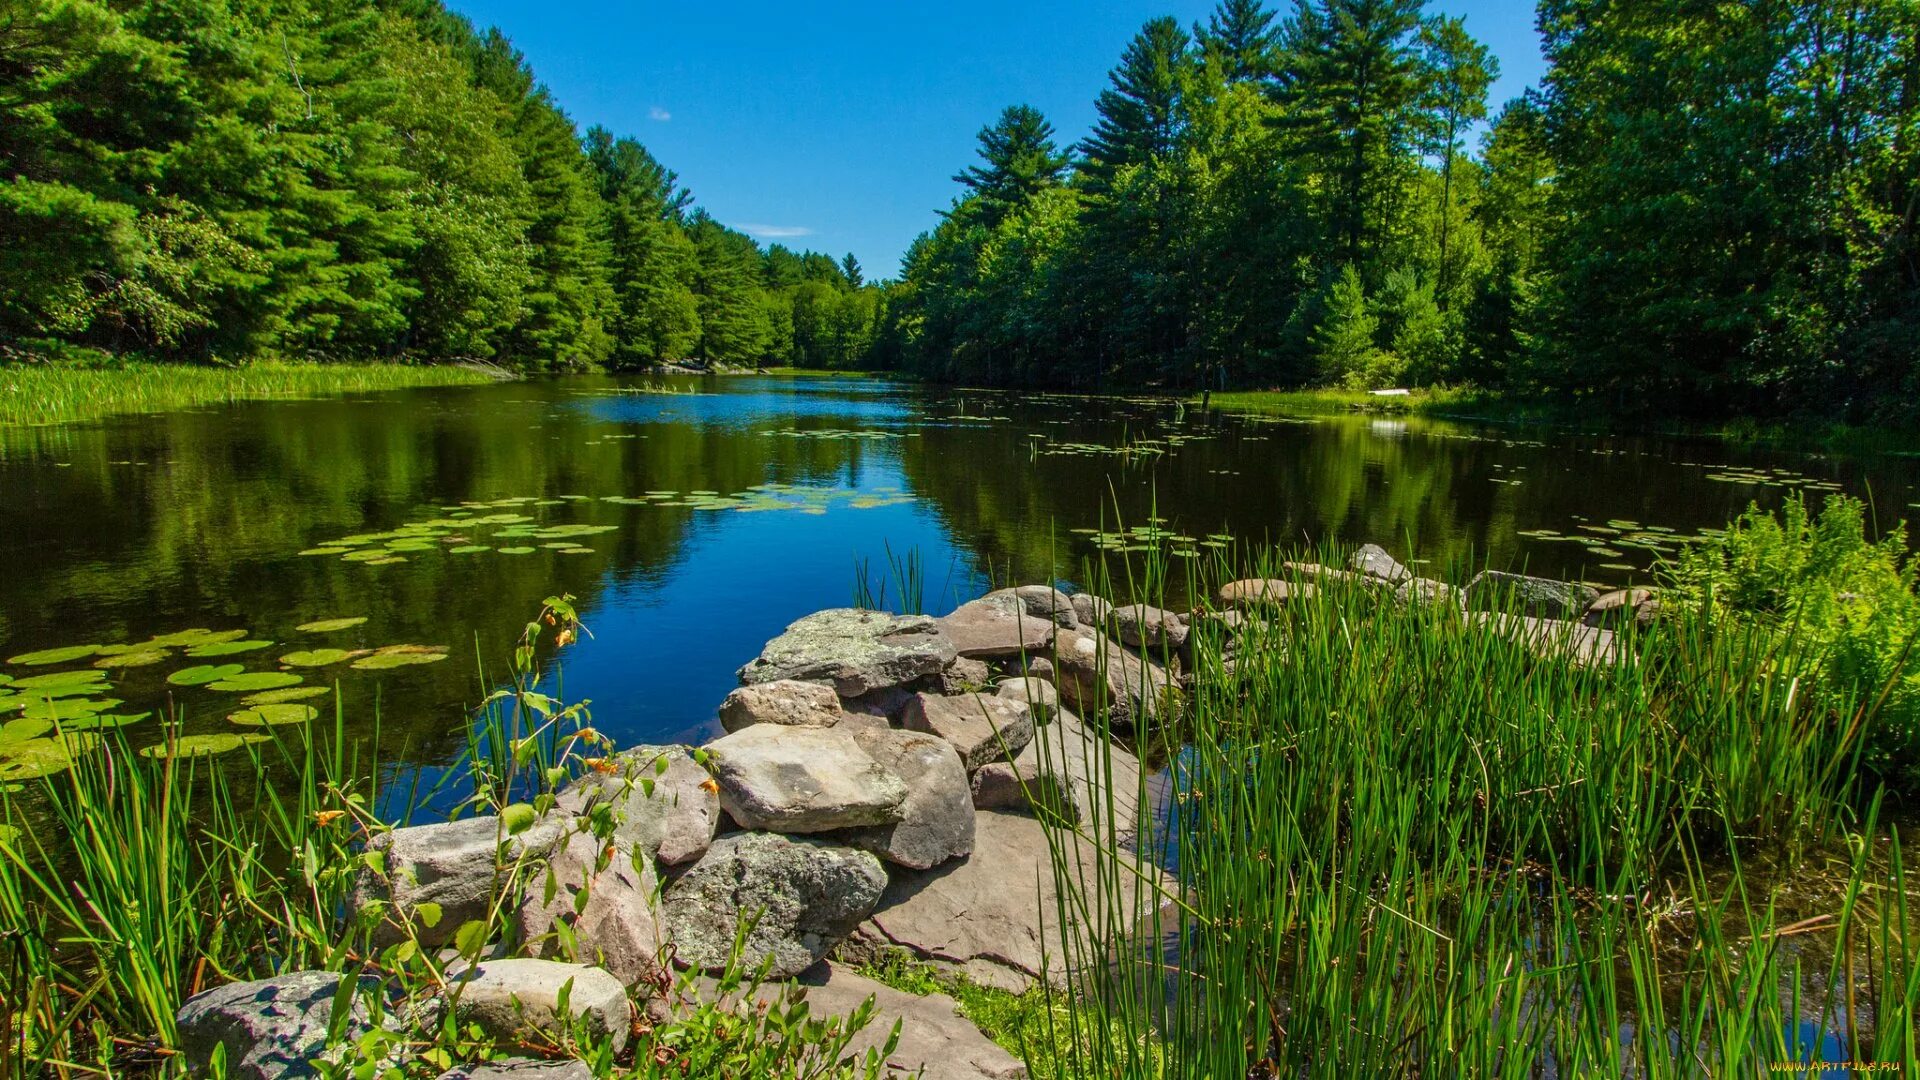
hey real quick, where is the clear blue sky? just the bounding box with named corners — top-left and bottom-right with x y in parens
top-left (447, 1), bottom-right (1546, 282)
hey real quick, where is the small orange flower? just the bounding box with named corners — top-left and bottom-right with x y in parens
top-left (698, 777), bottom-right (720, 795)
top-left (583, 757), bottom-right (618, 775)
top-left (312, 810), bottom-right (346, 828)
top-left (555, 628), bottom-right (576, 648)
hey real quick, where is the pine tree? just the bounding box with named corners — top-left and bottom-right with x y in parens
top-left (1080, 18), bottom-right (1192, 190)
top-left (954, 105), bottom-right (1070, 225)
top-left (1197, 0), bottom-right (1281, 82)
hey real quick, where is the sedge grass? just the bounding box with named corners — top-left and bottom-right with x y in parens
top-left (0, 360), bottom-right (500, 427)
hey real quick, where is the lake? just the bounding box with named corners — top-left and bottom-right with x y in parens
top-left (4, 374), bottom-right (1915, 784)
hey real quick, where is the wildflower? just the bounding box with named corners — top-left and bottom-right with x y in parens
top-left (584, 756), bottom-right (618, 775)
top-left (699, 777), bottom-right (720, 795)
top-left (313, 809), bottom-right (346, 828)
top-left (555, 627), bottom-right (576, 648)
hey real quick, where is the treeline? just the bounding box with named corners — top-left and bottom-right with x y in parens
top-left (886, 0), bottom-right (1919, 419)
top-left (0, 0), bottom-right (880, 370)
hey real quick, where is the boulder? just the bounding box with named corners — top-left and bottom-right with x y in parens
top-left (777, 963), bottom-right (1028, 1080)
top-left (970, 709), bottom-right (1142, 841)
top-left (841, 683), bottom-right (921, 723)
top-left (1394, 577), bottom-right (1463, 609)
top-left (445, 959), bottom-right (629, 1055)
top-left (936, 596), bottom-right (1055, 659)
top-left (1108, 603), bottom-right (1188, 653)
top-left (176, 971), bottom-right (377, 1080)
top-left (437, 1061), bottom-right (593, 1080)
top-left (843, 811), bottom-right (1171, 993)
top-left (836, 729), bottom-right (975, 869)
top-left (1582, 588), bottom-right (1659, 631)
top-left (1068, 593), bottom-right (1111, 627)
top-left (739, 609), bottom-right (957, 697)
top-left (994, 677), bottom-right (1059, 723)
top-left (1216, 578), bottom-right (1313, 608)
top-left (1470, 612), bottom-right (1620, 667)
top-left (555, 745), bottom-right (719, 865)
top-left (1283, 562), bottom-right (1377, 589)
top-left (517, 831), bottom-right (666, 988)
top-left (1051, 628), bottom-right (1173, 730)
top-left (983, 585), bottom-right (1079, 629)
top-left (943, 656), bottom-right (993, 691)
top-left (663, 833), bottom-right (887, 978)
top-left (706, 724), bottom-right (907, 833)
top-left (902, 692), bottom-right (1034, 772)
top-left (1464, 571), bottom-right (1599, 620)
top-left (1018, 656), bottom-right (1055, 682)
top-left (355, 813), bottom-right (571, 948)
top-left (1351, 544), bottom-right (1414, 584)
top-left (719, 679), bottom-right (843, 732)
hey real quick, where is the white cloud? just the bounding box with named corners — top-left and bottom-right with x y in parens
top-left (648, 106), bottom-right (671, 122)
top-left (738, 224), bottom-right (814, 239)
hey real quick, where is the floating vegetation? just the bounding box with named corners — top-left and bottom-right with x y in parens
top-left (280, 649), bottom-right (354, 668)
top-left (242, 686), bottom-right (332, 706)
top-left (769, 428), bottom-right (911, 440)
top-left (185, 639), bottom-right (274, 657)
top-left (206, 672), bottom-right (303, 693)
top-left (94, 650), bottom-right (169, 669)
top-left (228, 703), bottom-right (318, 726)
top-left (8, 645), bottom-right (100, 666)
top-left (0, 729), bottom-right (95, 780)
top-left (138, 732), bottom-right (270, 759)
top-left (351, 645), bottom-right (449, 670)
top-left (296, 617), bottom-right (367, 633)
top-left (167, 664), bottom-right (245, 687)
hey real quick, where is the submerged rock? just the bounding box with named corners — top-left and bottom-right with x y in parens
top-left (738, 609), bottom-right (956, 696)
top-left (706, 723), bottom-right (907, 833)
top-left (663, 833), bottom-right (887, 978)
top-left (176, 971), bottom-right (378, 1080)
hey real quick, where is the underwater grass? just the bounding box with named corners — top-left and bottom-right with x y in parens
top-left (0, 360), bottom-right (500, 427)
top-left (1035, 545), bottom-right (1920, 1078)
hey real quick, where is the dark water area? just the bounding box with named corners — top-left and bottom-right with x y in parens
top-left (4, 374), bottom-right (1918, 793)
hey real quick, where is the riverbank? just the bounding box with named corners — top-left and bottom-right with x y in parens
top-left (0, 359), bottom-right (504, 427)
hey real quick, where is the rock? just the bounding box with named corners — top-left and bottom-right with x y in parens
top-left (902, 692), bottom-right (1034, 772)
top-left (436, 1061), bottom-right (593, 1080)
top-left (445, 959), bottom-right (630, 1056)
top-left (983, 585), bottom-right (1079, 629)
top-left (1470, 612), bottom-right (1620, 667)
top-left (355, 813), bottom-right (571, 948)
top-left (1582, 588), bottom-right (1659, 630)
top-left (1351, 544), bottom-right (1413, 584)
top-left (1108, 603), bottom-right (1188, 653)
top-left (936, 596), bottom-right (1055, 659)
top-left (517, 831), bottom-right (666, 988)
top-left (707, 724), bottom-right (907, 833)
top-left (1068, 593), bottom-right (1111, 627)
top-left (836, 729), bottom-right (975, 869)
top-left (1216, 578), bottom-right (1313, 608)
top-left (841, 683), bottom-right (921, 722)
top-left (663, 833), bottom-right (887, 978)
top-left (944, 656), bottom-right (993, 691)
top-left (1018, 656), bottom-right (1055, 682)
top-left (176, 971), bottom-right (378, 1080)
top-left (555, 745), bottom-right (719, 865)
top-left (994, 677), bottom-right (1059, 723)
top-left (1283, 562), bottom-right (1378, 589)
top-left (781, 963), bottom-right (1028, 1080)
top-left (719, 679), bottom-right (843, 732)
top-left (1464, 571), bottom-right (1600, 620)
top-left (1394, 577), bottom-right (1462, 609)
top-left (436, 1060), bottom-right (593, 1080)
top-left (739, 609), bottom-right (957, 696)
top-left (1051, 628), bottom-right (1173, 730)
top-left (843, 811), bottom-right (1169, 993)
top-left (970, 709), bottom-right (1142, 841)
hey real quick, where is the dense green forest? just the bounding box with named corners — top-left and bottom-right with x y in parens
top-left (0, 0), bottom-right (880, 370)
top-left (884, 0), bottom-right (1920, 420)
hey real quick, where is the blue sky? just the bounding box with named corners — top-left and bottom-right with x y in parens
top-left (447, 1), bottom-right (1546, 282)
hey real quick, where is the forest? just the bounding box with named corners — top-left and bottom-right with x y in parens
top-left (0, 0), bottom-right (881, 372)
top-left (4, 0), bottom-right (1917, 421)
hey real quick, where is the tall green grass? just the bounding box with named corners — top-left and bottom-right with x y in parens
top-left (0, 360), bottom-right (500, 427)
top-left (1036, 546), bottom-right (1920, 1078)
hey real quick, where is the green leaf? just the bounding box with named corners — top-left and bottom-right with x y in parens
top-left (7, 645), bottom-right (101, 666)
top-left (186, 640), bottom-right (275, 657)
top-left (296, 617), bottom-right (368, 633)
top-left (500, 803), bottom-right (537, 836)
top-left (228, 703), bottom-right (319, 726)
top-left (206, 672), bottom-right (304, 693)
top-left (168, 664), bottom-right (246, 687)
top-left (414, 901), bottom-right (443, 928)
top-left (280, 649), bottom-right (355, 668)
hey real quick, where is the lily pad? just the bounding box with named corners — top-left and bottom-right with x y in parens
top-left (8, 645), bottom-right (101, 666)
top-left (448, 545), bottom-right (491, 554)
top-left (206, 672), bottom-right (304, 693)
top-left (14, 669), bottom-right (109, 692)
top-left (64, 712), bottom-right (151, 731)
top-left (351, 646), bottom-right (450, 671)
top-left (138, 733), bottom-right (271, 759)
top-left (280, 649), bottom-right (355, 668)
top-left (21, 698), bottom-right (121, 721)
top-left (296, 617), bottom-right (367, 634)
top-left (228, 704), bottom-right (319, 726)
top-left (168, 664), bottom-right (247, 687)
top-left (0, 737), bottom-right (83, 780)
top-left (0, 718), bottom-right (54, 744)
top-left (496, 547), bottom-right (535, 555)
top-left (94, 650), bottom-right (171, 669)
top-left (187, 640), bottom-right (275, 658)
top-left (242, 686), bottom-right (332, 706)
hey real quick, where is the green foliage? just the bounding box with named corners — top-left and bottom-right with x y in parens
top-left (1666, 494), bottom-right (1920, 783)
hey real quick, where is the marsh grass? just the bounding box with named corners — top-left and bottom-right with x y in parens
top-left (1033, 545), bottom-right (1920, 1078)
top-left (0, 361), bottom-right (499, 427)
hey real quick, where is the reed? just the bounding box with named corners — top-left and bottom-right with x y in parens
top-left (0, 360), bottom-right (498, 427)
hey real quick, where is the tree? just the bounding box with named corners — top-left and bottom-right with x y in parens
top-left (1196, 0), bottom-right (1281, 83)
top-left (1080, 18), bottom-right (1192, 190)
top-left (1313, 264), bottom-right (1390, 387)
top-left (1418, 15), bottom-right (1495, 309)
top-left (953, 105), bottom-right (1069, 226)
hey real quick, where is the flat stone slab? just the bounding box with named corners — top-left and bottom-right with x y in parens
top-left (739, 609), bottom-right (957, 696)
top-left (971, 709), bottom-right (1142, 841)
top-left (663, 833), bottom-right (888, 979)
top-left (936, 596), bottom-right (1056, 659)
top-left (707, 723), bottom-right (908, 832)
top-left (1215, 578), bottom-right (1313, 608)
top-left (836, 728), bottom-right (975, 869)
top-left (1470, 612), bottom-right (1620, 667)
top-left (446, 959), bottom-right (630, 1055)
top-left (555, 744), bottom-right (719, 865)
top-left (176, 971), bottom-right (378, 1080)
top-left (902, 692), bottom-right (1034, 772)
top-left (783, 963), bottom-right (1027, 1080)
top-left (719, 679), bottom-right (844, 732)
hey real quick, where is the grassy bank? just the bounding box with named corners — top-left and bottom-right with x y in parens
top-left (0, 360), bottom-right (502, 427)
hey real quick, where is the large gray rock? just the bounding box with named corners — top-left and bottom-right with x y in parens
top-left (779, 963), bottom-right (1028, 1080)
top-left (936, 595), bottom-right (1056, 659)
top-left (707, 723), bottom-right (908, 832)
top-left (355, 813), bottom-right (571, 948)
top-left (836, 729), bottom-right (975, 869)
top-left (739, 609), bottom-right (957, 696)
top-left (1350, 544), bottom-right (1414, 584)
top-left (719, 679), bottom-right (843, 732)
top-left (983, 585), bottom-right (1079, 629)
top-left (902, 692), bottom-right (1034, 772)
top-left (517, 830), bottom-right (666, 987)
top-left (436, 1060), bottom-right (593, 1080)
top-left (1108, 603), bottom-right (1188, 653)
top-left (176, 971), bottom-right (377, 1080)
top-left (445, 959), bottom-right (630, 1055)
top-left (1582, 587), bottom-right (1659, 631)
top-left (844, 811), bottom-right (1171, 993)
top-left (663, 833), bottom-right (887, 978)
top-left (1051, 628), bottom-right (1173, 730)
top-left (1464, 571), bottom-right (1600, 620)
top-left (1069, 593), bottom-right (1111, 627)
top-left (1394, 577), bottom-right (1463, 609)
top-left (555, 745), bottom-right (719, 865)
top-left (970, 709), bottom-right (1142, 842)
top-left (1215, 578), bottom-right (1312, 608)
top-left (994, 677), bottom-right (1059, 723)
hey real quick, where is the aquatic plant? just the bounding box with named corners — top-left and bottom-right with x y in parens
top-left (0, 361), bottom-right (497, 428)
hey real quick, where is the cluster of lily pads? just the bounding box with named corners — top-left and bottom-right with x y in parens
top-left (1071, 521), bottom-right (1231, 559)
top-left (0, 617), bottom-right (447, 780)
top-left (768, 428), bottom-right (913, 441)
top-left (1516, 518), bottom-right (1700, 573)
top-left (1700, 465), bottom-right (1845, 491)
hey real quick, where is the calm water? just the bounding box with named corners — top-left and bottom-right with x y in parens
top-left (4, 374), bottom-right (1918, 777)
